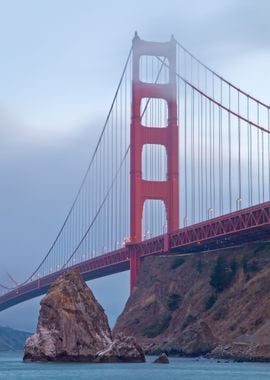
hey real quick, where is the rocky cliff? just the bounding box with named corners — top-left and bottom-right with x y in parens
top-left (24, 269), bottom-right (145, 362)
top-left (114, 241), bottom-right (270, 361)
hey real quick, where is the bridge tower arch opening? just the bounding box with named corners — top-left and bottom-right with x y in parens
top-left (142, 199), bottom-right (167, 239)
top-left (129, 33), bottom-right (179, 291)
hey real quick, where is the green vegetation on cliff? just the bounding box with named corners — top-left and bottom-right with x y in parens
top-left (143, 314), bottom-right (172, 338)
top-left (209, 256), bottom-right (238, 292)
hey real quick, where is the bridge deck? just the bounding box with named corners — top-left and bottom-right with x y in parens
top-left (1, 201), bottom-right (270, 312)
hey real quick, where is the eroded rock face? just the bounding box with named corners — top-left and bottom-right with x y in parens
top-left (97, 334), bottom-right (145, 362)
top-left (23, 269), bottom-right (145, 362)
top-left (146, 320), bottom-right (217, 356)
top-left (209, 342), bottom-right (270, 362)
top-left (178, 320), bottom-right (217, 355)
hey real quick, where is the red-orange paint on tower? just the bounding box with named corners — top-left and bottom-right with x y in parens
top-left (129, 33), bottom-right (179, 291)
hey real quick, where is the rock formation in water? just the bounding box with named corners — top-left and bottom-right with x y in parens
top-left (114, 242), bottom-right (270, 361)
top-left (23, 269), bottom-right (145, 362)
top-left (154, 353), bottom-right (169, 364)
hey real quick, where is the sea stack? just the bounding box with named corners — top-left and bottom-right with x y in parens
top-left (154, 353), bottom-right (170, 364)
top-left (23, 269), bottom-right (145, 362)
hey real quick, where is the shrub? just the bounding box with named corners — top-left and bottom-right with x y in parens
top-left (242, 256), bottom-right (248, 273)
top-left (230, 258), bottom-right (238, 276)
top-left (242, 257), bottom-right (259, 273)
top-left (249, 260), bottom-right (259, 272)
top-left (167, 293), bottom-right (182, 311)
top-left (205, 293), bottom-right (217, 311)
top-left (254, 317), bottom-right (264, 327)
top-left (254, 242), bottom-right (270, 254)
top-left (196, 259), bottom-right (203, 273)
top-left (143, 315), bottom-right (172, 338)
top-left (170, 257), bottom-right (185, 269)
top-left (210, 256), bottom-right (237, 292)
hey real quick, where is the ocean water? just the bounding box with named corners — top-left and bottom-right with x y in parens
top-left (1, 352), bottom-right (270, 380)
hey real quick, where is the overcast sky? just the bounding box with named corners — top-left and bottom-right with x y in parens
top-left (0, 0), bottom-right (269, 332)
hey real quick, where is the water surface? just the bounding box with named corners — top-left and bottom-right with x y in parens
top-left (1, 352), bottom-right (270, 380)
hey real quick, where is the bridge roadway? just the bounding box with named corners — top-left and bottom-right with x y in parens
top-left (1, 201), bottom-right (270, 312)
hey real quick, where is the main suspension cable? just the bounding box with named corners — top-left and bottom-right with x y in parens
top-left (0, 47), bottom-right (133, 290)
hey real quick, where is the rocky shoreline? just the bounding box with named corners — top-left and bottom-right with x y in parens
top-left (23, 241), bottom-right (270, 363)
top-left (144, 346), bottom-right (270, 363)
top-left (114, 242), bottom-right (270, 363)
top-left (208, 342), bottom-right (270, 362)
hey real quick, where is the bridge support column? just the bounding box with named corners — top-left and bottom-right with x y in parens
top-left (129, 33), bottom-right (179, 292)
top-left (130, 247), bottom-right (141, 292)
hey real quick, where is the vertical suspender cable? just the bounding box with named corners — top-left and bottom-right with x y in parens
top-left (268, 107), bottom-right (270, 200)
top-left (238, 91), bottom-right (241, 209)
top-left (228, 85), bottom-right (232, 212)
top-left (184, 83), bottom-right (187, 225)
top-left (261, 107), bottom-right (265, 202)
top-left (191, 88), bottom-right (195, 223)
top-left (257, 103), bottom-right (261, 203)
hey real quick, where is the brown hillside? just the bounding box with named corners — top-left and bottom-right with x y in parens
top-left (114, 242), bottom-right (270, 358)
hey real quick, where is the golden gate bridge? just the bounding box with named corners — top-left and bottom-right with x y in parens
top-left (0, 33), bottom-right (270, 311)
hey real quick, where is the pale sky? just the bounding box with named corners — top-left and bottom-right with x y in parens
top-left (0, 0), bottom-right (269, 331)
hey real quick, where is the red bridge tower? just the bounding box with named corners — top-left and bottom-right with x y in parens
top-left (129, 33), bottom-right (179, 291)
